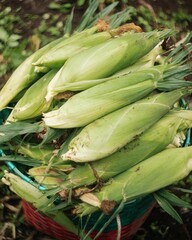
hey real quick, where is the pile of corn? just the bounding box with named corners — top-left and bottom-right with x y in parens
top-left (0, 2), bottom-right (192, 239)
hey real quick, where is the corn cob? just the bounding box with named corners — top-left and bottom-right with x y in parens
top-left (113, 42), bottom-right (163, 76)
top-left (43, 64), bottom-right (191, 128)
top-left (33, 31), bottom-right (114, 69)
top-left (76, 146), bottom-right (192, 216)
top-left (33, 22), bottom-right (145, 69)
top-left (28, 165), bottom-right (74, 188)
top-left (57, 109), bottom-right (192, 189)
top-left (114, 32), bottom-right (191, 76)
top-left (7, 70), bottom-right (58, 121)
top-left (44, 39), bottom-right (191, 94)
top-left (0, 23), bottom-right (105, 111)
top-left (45, 30), bottom-right (173, 101)
top-left (62, 88), bottom-right (192, 162)
top-left (0, 37), bottom-right (64, 111)
top-left (43, 68), bottom-right (160, 128)
top-left (12, 142), bottom-right (61, 164)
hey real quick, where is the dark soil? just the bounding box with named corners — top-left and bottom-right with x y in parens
top-left (0, 1), bottom-right (192, 240)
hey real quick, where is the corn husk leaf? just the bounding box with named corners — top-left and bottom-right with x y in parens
top-left (33, 31), bottom-right (113, 69)
top-left (0, 122), bottom-right (44, 144)
top-left (153, 193), bottom-right (183, 224)
top-left (77, 146), bottom-right (192, 216)
top-left (62, 88), bottom-right (192, 162)
top-left (157, 189), bottom-right (192, 209)
top-left (43, 64), bottom-right (192, 128)
top-left (46, 30), bottom-right (173, 101)
top-left (9, 69), bottom-right (58, 121)
top-left (58, 109), bottom-right (192, 189)
top-left (0, 154), bottom-right (41, 167)
top-left (0, 36), bottom-right (65, 110)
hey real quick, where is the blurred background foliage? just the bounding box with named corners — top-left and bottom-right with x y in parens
top-left (0, 0), bottom-right (191, 89)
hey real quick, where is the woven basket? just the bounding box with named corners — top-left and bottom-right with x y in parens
top-left (22, 195), bottom-right (155, 240)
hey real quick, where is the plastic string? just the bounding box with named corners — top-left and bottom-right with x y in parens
top-left (0, 149), bottom-right (46, 191)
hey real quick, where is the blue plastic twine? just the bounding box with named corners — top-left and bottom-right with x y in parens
top-left (0, 149), bottom-right (46, 191)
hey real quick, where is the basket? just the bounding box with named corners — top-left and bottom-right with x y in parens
top-left (22, 195), bottom-right (155, 240)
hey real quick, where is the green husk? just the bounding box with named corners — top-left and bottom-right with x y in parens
top-left (58, 109), bottom-right (192, 189)
top-left (33, 31), bottom-right (113, 69)
top-left (12, 143), bottom-right (61, 164)
top-left (113, 42), bottom-right (163, 76)
top-left (8, 69), bottom-right (58, 121)
top-left (44, 40), bottom-right (191, 94)
top-left (77, 146), bottom-right (192, 216)
top-left (28, 164), bottom-right (75, 188)
top-left (62, 88), bottom-right (192, 162)
top-left (43, 64), bottom-right (191, 128)
top-left (0, 36), bottom-right (65, 111)
top-left (45, 30), bottom-right (173, 101)
top-left (0, 122), bottom-right (44, 144)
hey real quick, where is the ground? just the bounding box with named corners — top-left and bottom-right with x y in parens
top-left (0, 0), bottom-right (192, 239)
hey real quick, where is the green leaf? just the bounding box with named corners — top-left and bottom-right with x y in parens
top-left (77, 0), bottom-right (86, 7)
top-left (0, 155), bottom-right (41, 167)
top-left (88, 200), bottom-right (125, 240)
top-left (43, 186), bottom-right (62, 198)
top-left (48, 2), bottom-right (62, 10)
top-left (173, 187), bottom-right (192, 194)
top-left (39, 127), bottom-right (66, 145)
top-left (0, 27), bottom-right (9, 42)
top-left (0, 122), bottom-right (44, 144)
top-left (76, 0), bottom-right (99, 32)
top-left (0, 42), bottom-right (4, 50)
top-left (64, 8), bottom-right (74, 36)
top-left (0, 64), bottom-right (8, 77)
top-left (153, 193), bottom-right (183, 224)
top-left (108, 7), bottom-right (134, 28)
top-left (3, 7), bottom-right (12, 15)
top-left (58, 129), bottom-right (80, 157)
top-left (90, 2), bottom-right (119, 26)
top-left (47, 27), bottom-right (61, 37)
top-left (158, 189), bottom-right (192, 209)
top-left (48, 2), bottom-right (72, 13)
top-left (63, 3), bottom-right (73, 9)
top-left (3, 38), bottom-right (30, 69)
top-left (7, 40), bottom-right (19, 47)
top-left (8, 34), bottom-right (22, 41)
top-left (44, 201), bottom-right (70, 213)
